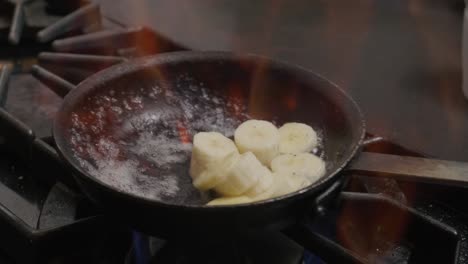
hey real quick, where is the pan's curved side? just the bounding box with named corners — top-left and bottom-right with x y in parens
top-left (53, 51), bottom-right (365, 236)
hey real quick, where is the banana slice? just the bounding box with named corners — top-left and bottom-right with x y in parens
top-left (234, 120), bottom-right (280, 166)
top-left (244, 167), bottom-right (274, 201)
top-left (278, 122), bottom-right (318, 154)
top-left (249, 187), bottom-right (275, 202)
top-left (271, 153), bottom-right (326, 181)
top-left (272, 171), bottom-right (312, 197)
top-left (189, 132), bottom-right (238, 180)
top-left (207, 196), bottom-right (252, 206)
top-left (214, 152), bottom-right (266, 196)
top-left (193, 152), bottom-right (238, 191)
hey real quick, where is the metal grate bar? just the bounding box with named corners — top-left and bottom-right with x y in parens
top-left (0, 65), bottom-right (12, 107)
top-left (8, 1), bottom-right (25, 44)
top-left (31, 65), bottom-right (75, 97)
top-left (0, 108), bottom-right (34, 158)
top-left (52, 27), bottom-right (145, 53)
top-left (38, 52), bottom-right (125, 69)
top-left (37, 3), bottom-right (101, 43)
top-left (31, 138), bottom-right (77, 189)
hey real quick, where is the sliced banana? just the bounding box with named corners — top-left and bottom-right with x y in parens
top-left (234, 120), bottom-right (280, 166)
top-left (278, 122), bottom-right (318, 154)
top-left (190, 121), bottom-right (325, 201)
top-left (244, 167), bottom-right (274, 201)
top-left (189, 132), bottom-right (238, 182)
top-left (193, 152), bottom-right (238, 191)
top-left (250, 187), bottom-right (276, 202)
top-left (207, 196), bottom-right (252, 206)
top-left (214, 152), bottom-right (266, 196)
top-left (271, 153), bottom-right (326, 181)
top-left (271, 171), bottom-right (312, 197)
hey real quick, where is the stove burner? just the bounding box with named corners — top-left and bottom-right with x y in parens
top-left (294, 192), bottom-right (460, 263)
top-left (126, 231), bottom-right (304, 264)
top-left (120, 192), bottom-right (461, 264)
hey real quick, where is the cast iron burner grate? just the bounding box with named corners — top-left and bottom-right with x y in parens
top-left (0, 2), bottom-right (466, 264)
top-left (0, 0), bottom-right (85, 45)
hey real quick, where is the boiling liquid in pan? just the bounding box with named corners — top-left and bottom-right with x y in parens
top-left (69, 75), bottom-right (251, 204)
top-left (69, 74), bottom-right (324, 205)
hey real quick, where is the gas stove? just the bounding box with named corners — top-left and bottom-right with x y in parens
top-left (0, 1), bottom-right (468, 264)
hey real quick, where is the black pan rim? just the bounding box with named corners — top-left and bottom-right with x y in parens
top-left (53, 50), bottom-right (366, 210)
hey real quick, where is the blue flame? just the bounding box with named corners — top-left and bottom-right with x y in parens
top-left (132, 231), bottom-right (150, 264)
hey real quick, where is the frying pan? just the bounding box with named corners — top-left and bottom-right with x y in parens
top-left (52, 51), bottom-right (468, 243)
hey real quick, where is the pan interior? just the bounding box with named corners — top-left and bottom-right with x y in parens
top-left (58, 53), bottom-right (363, 206)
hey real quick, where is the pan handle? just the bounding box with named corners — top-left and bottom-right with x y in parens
top-left (347, 152), bottom-right (468, 187)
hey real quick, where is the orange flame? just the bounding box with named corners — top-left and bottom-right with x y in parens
top-left (408, 0), bottom-right (463, 154)
top-left (177, 120), bottom-right (191, 144)
top-left (227, 83), bottom-right (246, 119)
top-left (283, 87), bottom-right (298, 111)
top-left (337, 196), bottom-right (409, 260)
